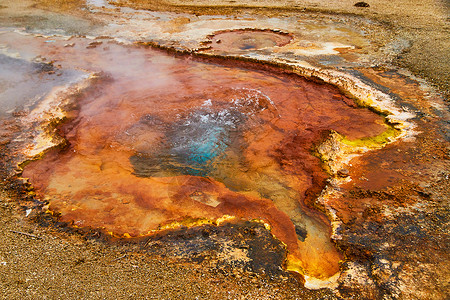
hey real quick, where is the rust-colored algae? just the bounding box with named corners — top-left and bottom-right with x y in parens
top-left (11, 32), bottom-right (391, 281)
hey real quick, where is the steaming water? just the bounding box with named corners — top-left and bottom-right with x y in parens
top-left (0, 31), bottom-right (389, 280)
top-left (130, 93), bottom-right (275, 177)
top-left (0, 54), bottom-right (84, 117)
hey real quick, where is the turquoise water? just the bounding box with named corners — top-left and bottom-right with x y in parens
top-left (130, 106), bottom-right (247, 177)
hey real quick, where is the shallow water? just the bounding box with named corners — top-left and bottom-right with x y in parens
top-left (0, 53), bottom-right (84, 117)
top-left (207, 29), bottom-right (292, 53)
top-left (0, 31), bottom-right (389, 280)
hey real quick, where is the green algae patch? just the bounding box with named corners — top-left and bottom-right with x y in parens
top-left (341, 124), bottom-right (401, 149)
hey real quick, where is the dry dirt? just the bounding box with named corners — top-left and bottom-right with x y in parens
top-left (0, 186), bottom-right (332, 299)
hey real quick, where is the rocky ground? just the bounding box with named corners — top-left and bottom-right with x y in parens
top-left (0, 0), bottom-right (448, 299)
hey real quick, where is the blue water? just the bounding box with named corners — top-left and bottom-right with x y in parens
top-left (131, 108), bottom-right (243, 177)
top-left (130, 90), bottom-right (276, 178)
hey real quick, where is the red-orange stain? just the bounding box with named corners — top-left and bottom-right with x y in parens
top-left (7, 33), bottom-right (388, 279)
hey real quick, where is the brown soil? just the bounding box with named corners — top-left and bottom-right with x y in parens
top-left (0, 186), bottom-right (334, 299)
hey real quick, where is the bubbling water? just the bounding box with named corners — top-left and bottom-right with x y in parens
top-left (128, 89), bottom-right (277, 177)
top-left (6, 32), bottom-right (388, 280)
